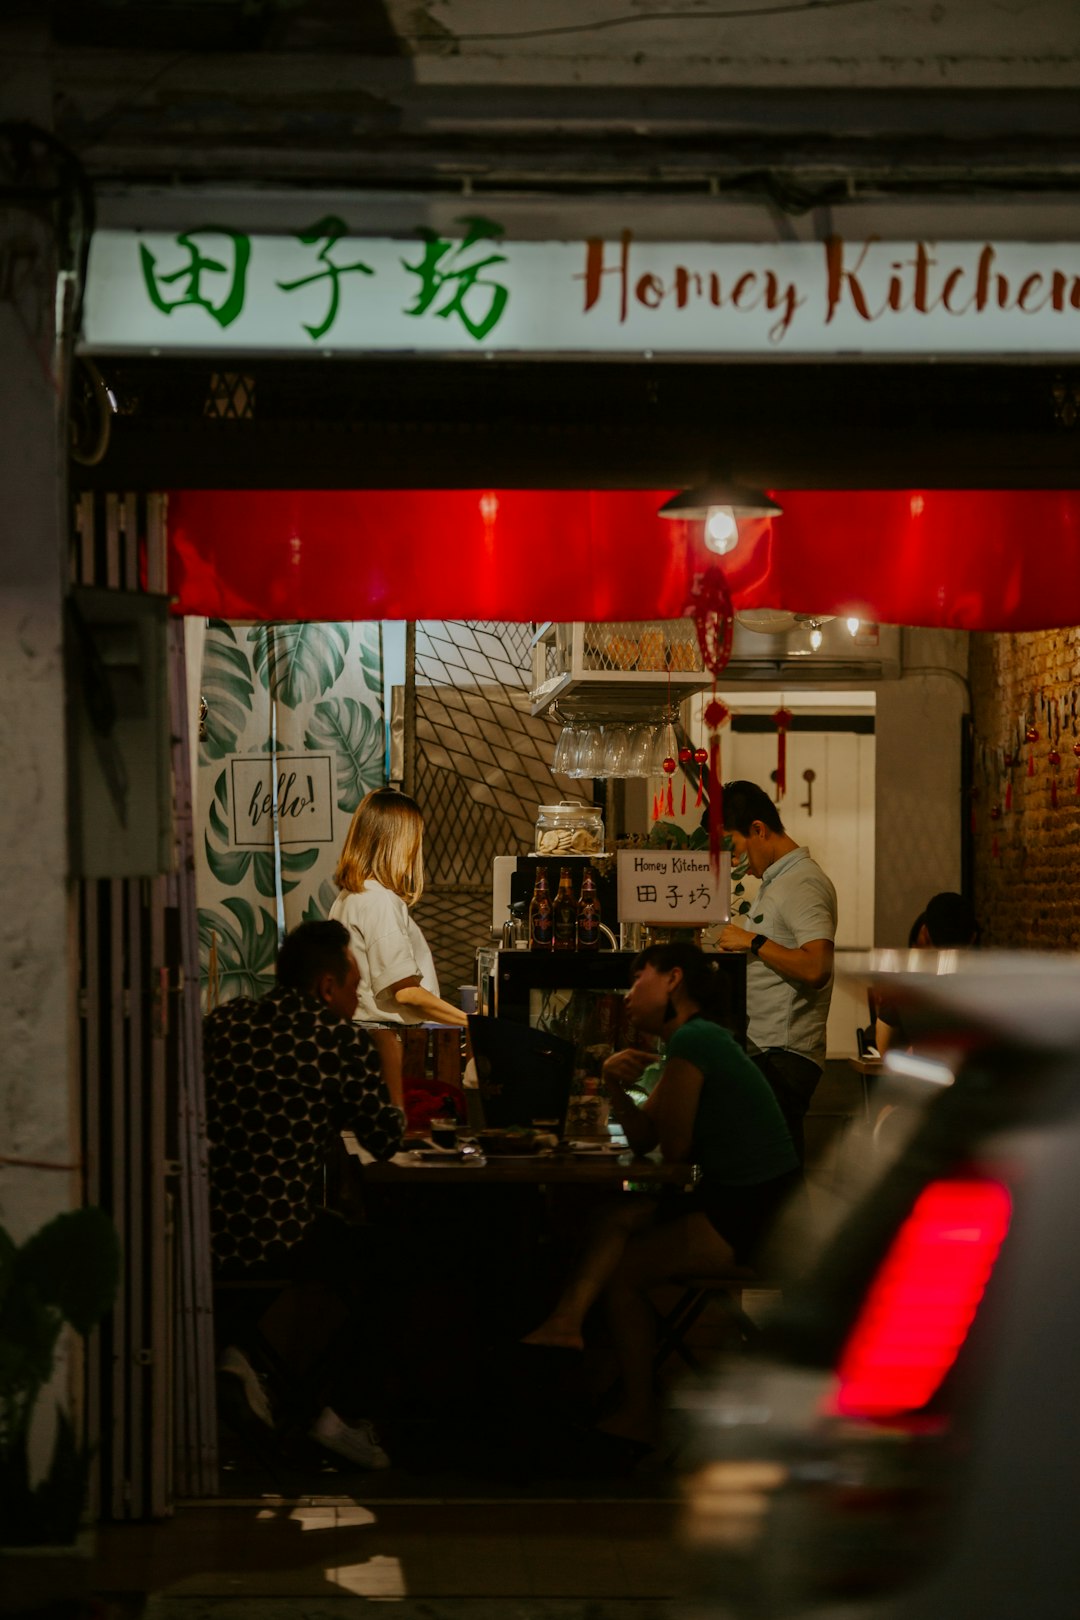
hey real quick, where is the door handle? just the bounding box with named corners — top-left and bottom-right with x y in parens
top-left (800, 768), bottom-right (816, 816)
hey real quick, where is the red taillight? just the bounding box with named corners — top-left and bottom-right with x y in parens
top-left (828, 1178), bottom-right (1012, 1420)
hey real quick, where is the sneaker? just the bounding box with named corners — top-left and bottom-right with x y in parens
top-left (308, 1406), bottom-right (391, 1470)
top-left (218, 1345), bottom-right (274, 1428)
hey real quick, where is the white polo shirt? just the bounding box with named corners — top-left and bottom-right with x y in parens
top-left (738, 846), bottom-right (837, 1070)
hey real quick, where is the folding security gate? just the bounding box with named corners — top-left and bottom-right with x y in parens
top-left (73, 491), bottom-right (217, 1515)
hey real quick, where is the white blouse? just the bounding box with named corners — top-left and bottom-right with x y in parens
top-left (330, 880), bottom-right (440, 1025)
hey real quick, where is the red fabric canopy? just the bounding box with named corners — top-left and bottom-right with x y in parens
top-left (167, 487), bottom-right (1080, 631)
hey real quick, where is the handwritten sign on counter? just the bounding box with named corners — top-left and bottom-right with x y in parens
top-left (616, 850), bottom-right (730, 926)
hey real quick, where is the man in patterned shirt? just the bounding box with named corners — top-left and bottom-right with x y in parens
top-left (205, 919), bottom-right (405, 1467)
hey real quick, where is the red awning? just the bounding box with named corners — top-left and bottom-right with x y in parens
top-left (167, 487), bottom-right (1080, 631)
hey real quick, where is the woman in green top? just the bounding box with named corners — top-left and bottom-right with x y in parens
top-left (523, 942), bottom-right (799, 1451)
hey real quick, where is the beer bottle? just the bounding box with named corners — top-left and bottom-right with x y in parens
top-left (553, 865), bottom-right (577, 951)
top-left (577, 866), bottom-right (602, 950)
top-left (529, 864), bottom-right (554, 950)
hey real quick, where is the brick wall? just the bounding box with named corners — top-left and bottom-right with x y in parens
top-left (969, 627), bottom-right (1080, 948)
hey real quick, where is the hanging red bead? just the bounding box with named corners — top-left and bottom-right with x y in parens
top-left (772, 707), bottom-right (794, 801)
top-left (678, 746), bottom-right (692, 764)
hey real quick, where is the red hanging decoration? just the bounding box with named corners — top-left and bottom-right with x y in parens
top-left (687, 566), bottom-right (736, 875)
top-left (694, 746), bottom-right (708, 807)
top-left (652, 791), bottom-right (662, 823)
top-left (678, 745), bottom-right (690, 817)
top-left (662, 754), bottom-right (676, 816)
top-left (689, 566), bottom-right (736, 676)
top-left (1005, 779), bottom-right (1012, 813)
top-left (702, 698), bottom-right (730, 876)
top-left (772, 707), bottom-right (795, 801)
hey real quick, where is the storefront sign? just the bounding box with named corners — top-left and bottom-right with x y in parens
top-left (229, 754), bottom-right (334, 848)
top-left (617, 850), bottom-right (730, 926)
top-left (82, 223), bottom-right (1080, 357)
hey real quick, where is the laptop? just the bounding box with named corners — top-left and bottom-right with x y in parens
top-left (467, 1015), bottom-right (576, 1132)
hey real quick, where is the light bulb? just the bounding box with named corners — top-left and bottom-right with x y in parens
top-left (809, 625), bottom-right (823, 652)
top-left (846, 616), bottom-right (860, 637)
top-left (703, 505), bottom-right (739, 555)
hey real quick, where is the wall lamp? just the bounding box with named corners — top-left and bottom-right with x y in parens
top-left (658, 481), bottom-right (782, 556)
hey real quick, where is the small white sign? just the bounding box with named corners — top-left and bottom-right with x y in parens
top-left (230, 754), bottom-right (335, 848)
top-left (617, 849), bottom-right (730, 925)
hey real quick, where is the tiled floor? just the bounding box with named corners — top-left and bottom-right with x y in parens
top-left (92, 1498), bottom-right (695, 1617)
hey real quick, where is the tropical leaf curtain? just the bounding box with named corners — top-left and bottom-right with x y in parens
top-left (196, 620), bottom-right (386, 1006)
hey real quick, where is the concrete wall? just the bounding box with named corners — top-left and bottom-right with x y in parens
top-left (874, 629), bottom-right (971, 947)
top-left (970, 626), bottom-right (1080, 948)
top-left (0, 66), bottom-right (75, 1243)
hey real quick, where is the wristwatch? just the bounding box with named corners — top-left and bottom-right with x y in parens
top-left (750, 933), bottom-right (768, 956)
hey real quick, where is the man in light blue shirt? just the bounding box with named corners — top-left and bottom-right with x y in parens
top-left (715, 779), bottom-right (837, 1162)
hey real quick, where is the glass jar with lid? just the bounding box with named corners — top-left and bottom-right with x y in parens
top-left (534, 799), bottom-right (604, 857)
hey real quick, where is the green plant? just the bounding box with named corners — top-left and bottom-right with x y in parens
top-left (0, 1208), bottom-right (120, 1546)
top-left (645, 818), bottom-right (709, 850)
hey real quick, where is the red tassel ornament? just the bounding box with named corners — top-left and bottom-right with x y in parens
top-left (694, 746), bottom-right (708, 807)
top-left (662, 754), bottom-right (676, 816)
top-left (772, 707), bottom-right (794, 801)
top-left (703, 699), bottom-right (730, 878)
top-left (688, 566), bottom-right (736, 875)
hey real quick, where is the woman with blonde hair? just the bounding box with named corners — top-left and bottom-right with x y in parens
top-left (330, 787), bottom-right (467, 1029)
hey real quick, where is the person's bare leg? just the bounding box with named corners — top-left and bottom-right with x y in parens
top-left (521, 1197), bottom-right (658, 1348)
top-left (598, 1213), bottom-right (738, 1444)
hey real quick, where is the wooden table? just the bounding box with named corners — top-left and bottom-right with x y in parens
top-left (349, 1139), bottom-right (696, 1189)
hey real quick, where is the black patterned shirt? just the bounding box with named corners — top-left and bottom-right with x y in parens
top-left (204, 984), bottom-right (405, 1277)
